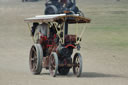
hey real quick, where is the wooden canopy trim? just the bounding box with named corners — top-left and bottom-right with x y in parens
top-left (25, 14), bottom-right (91, 24)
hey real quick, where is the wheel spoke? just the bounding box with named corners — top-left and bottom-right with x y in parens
top-left (78, 63), bottom-right (80, 67)
top-left (34, 57), bottom-right (37, 61)
top-left (33, 63), bottom-right (37, 69)
top-left (76, 57), bottom-right (79, 63)
top-left (31, 57), bottom-right (34, 61)
top-left (34, 53), bottom-right (37, 58)
top-left (32, 47), bottom-right (36, 53)
top-left (76, 67), bottom-right (79, 73)
top-left (31, 49), bottom-right (37, 70)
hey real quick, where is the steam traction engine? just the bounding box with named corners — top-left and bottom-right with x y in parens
top-left (45, 0), bottom-right (84, 16)
top-left (25, 14), bottom-right (90, 77)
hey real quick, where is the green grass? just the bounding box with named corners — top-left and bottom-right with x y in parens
top-left (85, 25), bottom-right (128, 50)
top-left (79, 2), bottom-right (128, 51)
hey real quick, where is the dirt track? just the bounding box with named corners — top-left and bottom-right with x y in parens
top-left (0, 0), bottom-right (128, 85)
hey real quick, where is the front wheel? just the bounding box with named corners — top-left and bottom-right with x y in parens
top-left (49, 52), bottom-right (58, 77)
top-left (45, 5), bottom-right (58, 15)
top-left (73, 53), bottom-right (82, 77)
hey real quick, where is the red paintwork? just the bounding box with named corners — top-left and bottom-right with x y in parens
top-left (65, 44), bottom-right (76, 48)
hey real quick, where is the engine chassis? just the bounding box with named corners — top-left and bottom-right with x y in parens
top-left (25, 14), bottom-right (90, 77)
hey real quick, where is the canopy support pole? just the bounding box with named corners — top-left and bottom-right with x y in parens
top-left (27, 23), bottom-right (35, 43)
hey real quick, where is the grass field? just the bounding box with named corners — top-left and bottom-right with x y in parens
top-left (69, 1), bottom-right (128, 53)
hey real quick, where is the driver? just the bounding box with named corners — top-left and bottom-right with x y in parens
top-left (33, 23), bottom-right (49, 43)
top-left (60, 0), bottom-right (73, 7)
top-left (59, 0), bottom-right (74, 13)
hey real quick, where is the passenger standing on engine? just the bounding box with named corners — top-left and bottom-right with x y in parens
top-left (60, 0), bottom-right (73, 10)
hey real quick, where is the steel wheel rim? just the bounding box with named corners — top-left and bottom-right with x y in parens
top-left (75, 56), bottom-right (80, 74)
top-left (49, 52), bottom-right (58, 77)
top-left (49, 54), bottom-right (55, 76)
top-left (30, 46), bottom-right (38, 72)
top-left (73, 53), bottom-right (82, 77)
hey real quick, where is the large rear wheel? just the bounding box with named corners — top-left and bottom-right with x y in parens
top-left (29, 44), bottom-right (43, 75)
top-left (73, 53), bottom-right (82, 77)
top-left (45, 5), bottom-right (58, 15)
top-left (49, 52), bottom-right (58, 77)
